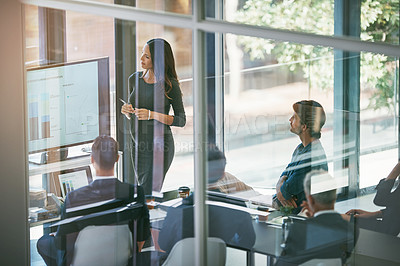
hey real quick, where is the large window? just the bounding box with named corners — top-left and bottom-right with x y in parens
top-left (224, 34), bottom-right (336, 189)
top-left (220, 0), bottom-right (399, 45)
top-left (25, 5), bottom-right (195, 265)
top-left (22, 1), bottom-right (399, 266)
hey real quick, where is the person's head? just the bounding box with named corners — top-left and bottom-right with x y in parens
top-left (303, 170), bottom-right (336, 212)
top-left (207, 144), bottom-right (227, 184)
top-left (142, 38), bottom-right (178, 98)
top-left (290, 100), bottom-right (326, 139)
top-left (91, 135), bottom-right (119, 174)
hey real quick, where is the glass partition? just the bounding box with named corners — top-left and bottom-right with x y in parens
top-left (25, 6), bottom-right (195, 265)
top-left (223, 33), bottom-right (336, 191)
top-left (359, 54), bottom-right (399, 188)
top-left (222, 32), bottom-right (399, 194)
top-left (22, 1), bottom-right (400, 266)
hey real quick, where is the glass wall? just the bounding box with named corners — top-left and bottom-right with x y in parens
top-left (223, 33), bottom-right (400, 192)
top-left (25, 5), bottom-right (195, 265)
top-left (359, 54), bottom-right (399, 188)
top-left (23, 0), bottom-right (399, 266)
top-left (224, 34), bottom-right (335, 190)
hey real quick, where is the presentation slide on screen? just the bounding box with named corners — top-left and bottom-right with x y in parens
top-left (27, 61), bottom-right (99, 153)
top-left (58, 170), bottom-right (89, 197)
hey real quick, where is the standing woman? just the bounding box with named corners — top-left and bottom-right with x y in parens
top-left (121, 38), bottom-right (186, 195)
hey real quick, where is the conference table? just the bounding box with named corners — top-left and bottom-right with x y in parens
top-left (150, 202), bottom-right (284, 266)
top-left (41, 197), bottom-right (400, 266)
top-left (151, 204), bottom-right (400, 266)
top-left (248, 219), bottom-right (400, 266)
top-left (248, 220), bottom-right (283, 266)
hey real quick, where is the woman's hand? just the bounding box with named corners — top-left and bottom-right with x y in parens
top-left (134, 108), bottom-right (152, 120)
top-left (121, 103), bottom-right (134, 119)
top-left (345, 209), bottom-right (381, 218)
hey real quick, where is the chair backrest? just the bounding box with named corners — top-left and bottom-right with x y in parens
top-left (71, 224), bottom-right (132, 266)
top-left (299, 258), bottom-right (342, 266)
top-left (162, 237), bottom-right (226, 266)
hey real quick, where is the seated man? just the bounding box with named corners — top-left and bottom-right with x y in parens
top-left (342, 161), bottom-right (400, 236)
top-left (274, 100), bottom-right (328, 214)
top-left (276, 170), bottom-right (357, 266)
top-left (37, 135), bottom-right (150, 266)
top-left (143, 146), bottom-right (256, 265)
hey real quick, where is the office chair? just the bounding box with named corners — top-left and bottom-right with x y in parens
top-left (162, 237), bottom-right (226, 266)
top-left (71, 224), bottom-right (133, 266)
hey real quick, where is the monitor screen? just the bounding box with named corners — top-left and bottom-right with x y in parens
top-left (53, 166), bottom-right (93, 198)
top-left (27, 57), bottom-right (110, 154)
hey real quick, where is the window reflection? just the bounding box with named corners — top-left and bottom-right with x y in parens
top-left (22, 1), bottom-right (400, 266)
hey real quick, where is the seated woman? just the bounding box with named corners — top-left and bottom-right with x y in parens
top-left (139, 145), bottom-right (257, 265)
top-left (342, 161), bottom-right (400, 236)
top-left (207, 144), bottom-right (259, 197)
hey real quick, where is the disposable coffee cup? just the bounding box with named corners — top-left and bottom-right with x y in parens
top-left (178, 186), bottom-right (190, 198)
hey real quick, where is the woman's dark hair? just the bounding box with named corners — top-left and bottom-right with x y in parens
top-left (207, 144), bottom-right (227, 183)
top-left (146, 38), bottom-right (179, 99)
top-left (293, 100), bottom-right (326, 139)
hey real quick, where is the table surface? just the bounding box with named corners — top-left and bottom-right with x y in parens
top-left (32, 200), bottom-right (400, 264)
top-left (252, 220), bottom-right (284, 257)
top-left (251, 220), bottom-right (400, 264)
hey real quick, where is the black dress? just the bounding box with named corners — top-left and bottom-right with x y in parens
top-left (128, 72), bottom-right (186, 195)
top-left (354, 178), bottom-right (400, 236)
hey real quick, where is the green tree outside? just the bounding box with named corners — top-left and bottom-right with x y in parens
top-left (235, 0), bottom-right (399, 112)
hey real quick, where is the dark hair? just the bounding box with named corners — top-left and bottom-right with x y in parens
top-left (91, 135), bottom-right (119, 171)
top-left (207, 144), bottom-right (227, 183)
top-left (146, 38), bottom-right (179, 99)
top-left (293, 100), bottom-right (326, 139)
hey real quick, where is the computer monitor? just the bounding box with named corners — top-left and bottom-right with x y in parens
top-left (27, 57), bottom-right (110, 154)
top-left (51, 166), bottom-right (93, 198)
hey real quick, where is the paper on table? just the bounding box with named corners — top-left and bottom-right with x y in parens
top-left (206, 200), bottom-right (270, 217)
top-left (248, 194), bottom-right (273, 207)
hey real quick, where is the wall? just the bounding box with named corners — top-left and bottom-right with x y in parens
top-left (0, 0), bottom-right (29, 264)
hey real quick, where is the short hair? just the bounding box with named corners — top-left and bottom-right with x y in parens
top-left (207, 144), bottom-right (227, 184)
top-left (91, 135), bottom-right (119, 171)
top-left (293, 100), bottom-right (326, 139)
top-left (303, 170), bottom-right (336, 206)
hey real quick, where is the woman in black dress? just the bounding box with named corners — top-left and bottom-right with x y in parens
top-left (121, 38), bottom-right (186, 195)
top-left (343, 161), bottom-right (400, 236)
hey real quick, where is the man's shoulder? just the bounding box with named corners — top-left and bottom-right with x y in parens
top-left (306, 213), bottom-right (353, 236)
top-left (65, 178), bottom-right (127, 207)
top-left (289, 213), bottom-right (347, 231)
top-left (310, 212), bottom-right (345, 224)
